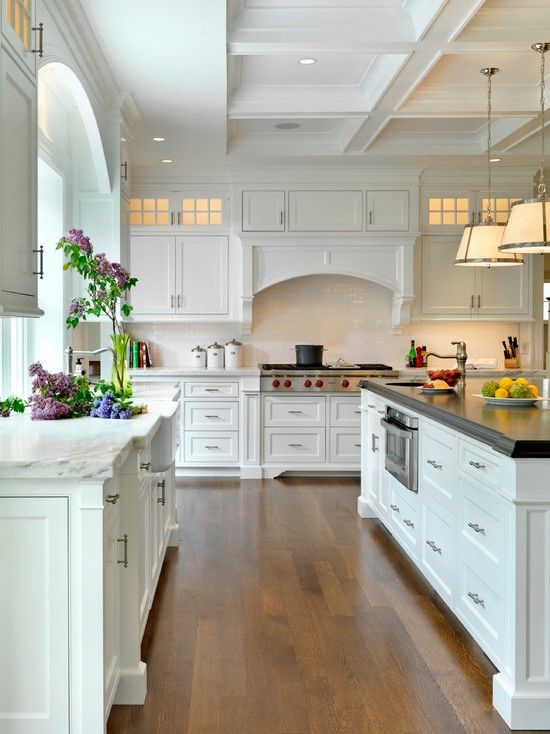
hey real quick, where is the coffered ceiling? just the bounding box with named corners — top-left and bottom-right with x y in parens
top-left (80, 0), bottom-right (550, 173)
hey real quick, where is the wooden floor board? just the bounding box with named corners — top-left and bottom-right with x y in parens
top-left (107, 477), bottom-right (532, 734)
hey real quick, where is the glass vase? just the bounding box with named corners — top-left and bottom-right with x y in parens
top-left (110, 332), bottom-right (132, 397)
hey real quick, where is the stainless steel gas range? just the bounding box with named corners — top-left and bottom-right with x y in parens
top-left (260, 364), bottom-right (397, 393)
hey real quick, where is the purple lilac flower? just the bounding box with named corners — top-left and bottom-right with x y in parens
top-left (68, 300), bottom-right (86, 319)
top-left (65, 228), bottom-right (93, 254)
top-left (119, 408), bottom-right (132, 420)
top-left (112, 262), bottom-right (130, 287)
top-left (94, 252), bottom-right (114, 277)
top-left (30, 396), bottom-right (71, 420)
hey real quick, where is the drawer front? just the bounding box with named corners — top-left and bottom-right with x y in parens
top-left (456, 559), bottom-right (504, 667)
top-left (264, 428), bottom-right (325, 464)
top-left (458, 438), bottom-right (503, 492)
top-left (184, 432), bottom-right (239, 463)
top-left (388, 479), bottom-right (419, 558)
top-left (329, 429), bottom-right (361, 463)
top-left (330, 396), bottom-right (361, 426)
top-left (264, 396), bottom-right (326, 427)
top-left (459, 477), bottom-right (506, 588)
top-left (420, 421), bottom-right (457, 514)
top-left (185, 401), bottom-right (239, 431)
top-left (420, 501), bottom-right (455, 606)
top-left (184, 381), bottom-right (239, 398)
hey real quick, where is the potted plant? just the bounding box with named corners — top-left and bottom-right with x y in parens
top-left (56, 229), bottom-right (138, 396)
top-left (0, 395), bottom-right (26, 417)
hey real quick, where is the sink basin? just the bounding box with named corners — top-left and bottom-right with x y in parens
top-left (385, 381), bottom-right (424, 387)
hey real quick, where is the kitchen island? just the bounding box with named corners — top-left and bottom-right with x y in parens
top-left (0, 393), bottom-right (179, 734)
top-left (358, 377), bottom-right (550, 730)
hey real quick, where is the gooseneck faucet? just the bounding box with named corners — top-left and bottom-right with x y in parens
top-left (425, 341), bottom-right (468, 386)
top-left (65, 345), bottom-right (113, 375)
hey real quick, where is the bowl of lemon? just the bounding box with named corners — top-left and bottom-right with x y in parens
top-left (476, 377), bottom-right (541, 406)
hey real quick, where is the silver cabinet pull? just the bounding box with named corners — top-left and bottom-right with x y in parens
top-left (140, 461), bottom-right (151, 471)
top-left (280, 210), bottom-right (284, 225)
top-left (33, 245), bottom-right (44, 279)
top-left (157, 479), bottom-right (166, 506)
top-left (467, 591), bottom-right (484, 606)
top-left (32, 22), bottom-right (44, 56)
top-left (470, 294), bottom-right (474, 309)
top-left (427, 459), bottom-right (442, 470)
top-left (171, 211), bottom-right (175, 225)
top-left (355, 410), bottom-right (361, 414)
top-left (204, 388), bottom-right (220, 392)
top-left (477, 294), bottom-right (481, 309)
top-left (367, 404), bottom-right (376, 409)
top-left (426, 539), bottom-right (441, 554)
top-left (121, 161), bottom-right (128, 181)
top-left (177, 295), bottom-right (181, 308)
top-left (468, 460), bottom-right (486, 470)
top-left (371, 433), bottom-right (378, 453)
top-left (177, 211), bottom-right (181, 225)
top-left (205, 445), bottom-right (220, 449)
top-left (205, 415), bottom-right (220, 419)
top-left (288, 443), bottom-right (303, 448)
top-left (170, 294), bottom-right (175, 308)
top-left (355, 443), bottom-right (361, 448)
top-left (288, 410), bottom-right (303, 414)
top-left (105, 493), bottom-right (120, 505)
top-left (377, 409), bottom-right (385, 415)
top-left (369, 210), bottom-right (373, 225)
top-left (467, 522), bottom-right (485, 534)
top-left (117, 534), bottom-right (128, 568)
top-left (390, 504), bottom-right (399, 512)
top-left (403, 519), bottom-right (415, 528)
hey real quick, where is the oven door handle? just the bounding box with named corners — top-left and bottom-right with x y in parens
top-left (380, 417), bottom-right (413, 440)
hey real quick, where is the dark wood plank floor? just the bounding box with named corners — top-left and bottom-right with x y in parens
top-left (107, 477), bottom-right (533, 734)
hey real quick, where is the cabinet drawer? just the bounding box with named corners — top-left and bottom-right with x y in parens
top-left (420, 420), bottom-right (457, 514)
top-left (184, 381), bottom-right (239, 398)
top-left (458, 439), bottom-right (503, 492)
top-left (185, 401), bottom-right (239, 431)
top-left (264, 396), bottom-right (325, 427)
top-left (456, 559), bottom-right (504, 667)
top-left (184, 432), bottom-right (239, 463)
top-left (330, 396), bottom-right (361, 427)
top-left (329, 429), bottom-right (361, 463)
top-left (388, 479), bottom-right (419, 558)
top-left (420, 501), bottom-right (455, 606)
top-left (459, 478), bottom-right (506, 588)
top-left (264, 428), bottom-right (325, 464)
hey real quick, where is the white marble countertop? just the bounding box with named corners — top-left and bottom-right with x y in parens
top-left (130, 367), bottom-right (261, 377)
top-left (132, 382), bottom-right (181, 402)
top-left (0, 411), bottom-right (164, 481)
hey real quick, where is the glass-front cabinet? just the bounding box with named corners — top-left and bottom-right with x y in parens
top-left (423, 190), bottom-right (530, 234)
top-left (2, 0), bottom-right (38, 74)
top-left (130, 191), bottom-right (228, 231)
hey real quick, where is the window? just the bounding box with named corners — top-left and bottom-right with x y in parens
top-left (5, 0), bottom-right (31, 49)
top-left (1, 318), bottom-right (30, 397)
top-left (480, 197), bottom-right (522, 224)
top-left (180, 197), bottom-right (223, 226)
top-left (428, 197), bottom-right (470, 226)
top-left (130, 197), bottom-right (170, 226)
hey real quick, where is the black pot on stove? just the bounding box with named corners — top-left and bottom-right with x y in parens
top-left (295, 344), bottom-right (325, 367)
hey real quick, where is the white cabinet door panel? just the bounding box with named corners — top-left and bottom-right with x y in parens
top-left (103, 503), bottom-right (121, 714)
top-left (130, 236), bottom-right (175, 315)
top-left (0, 497), bottom-right (69, 734)
top-left (185, 401), bottom-right (239, 431)
top-left (329, 429), bottom-right (361, 463)
top-left (176, 236), bottom-right (228, 314)
top-left (330, 396), bottom-right (361, 427)
top-left (289, 190), bottom-right (363, 231)
top-left (477, 259), bottom-right (530, 316)
top-left (184, 432), bottom-right (239, 463)
top-left (242, 190), bottom-right (285, 231)
top-left (420, 237), bottom-right (475, 316)
top-left (367, 190), bottom-right (409, 231)
top-left (263, 396), bottom-right (325, 427)
top-left (264, 428), bottom-right (325, 463)
top-left (184, 381), bottom-right (239, 398)
top-left (420, 501), bottom-right (455, 606)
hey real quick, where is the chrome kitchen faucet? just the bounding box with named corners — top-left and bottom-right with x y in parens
top-left (425, 341), bottom-right (468, 385)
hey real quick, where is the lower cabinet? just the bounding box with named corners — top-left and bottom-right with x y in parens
top-left (419, 500), bottom-right (455, 606)
top-left (104, 494), bottom-right (122, 714)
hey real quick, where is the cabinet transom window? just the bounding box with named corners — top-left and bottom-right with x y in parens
top-left (130, 197), bottom-right (170, 226)
top-left (480, 197), bottom-right (521, 224)
top-left (180, 197), bottom-right (222, 226)
top-left (6, 0), bottom-right (31, 48)
top-left (428, 197), bottom-right (470, 226)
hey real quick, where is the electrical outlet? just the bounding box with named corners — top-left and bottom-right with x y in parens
top-left (520, 341), bottom-right (529, 354)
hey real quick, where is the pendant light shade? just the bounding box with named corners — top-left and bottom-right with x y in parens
top-left (455, 67), bottom-right (523, 267)
top-left (500, 42), bottom-right (550, 255)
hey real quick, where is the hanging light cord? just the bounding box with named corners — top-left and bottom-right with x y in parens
top-left (537, 45), bottom-right (546, 198)
top-left (486, 70), bottom-right (493, 221)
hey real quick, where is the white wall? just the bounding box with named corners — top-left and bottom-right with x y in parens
top-left (120, 274), bottom-right (520, 369)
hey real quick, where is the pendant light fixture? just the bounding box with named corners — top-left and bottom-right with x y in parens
top-left (499, 42), bottom-right (550, 255)
top-left (455, 68), bottom-right (523, 266)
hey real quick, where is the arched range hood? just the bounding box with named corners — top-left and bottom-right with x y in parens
top-left (240, 234), bottom-right (417, 331)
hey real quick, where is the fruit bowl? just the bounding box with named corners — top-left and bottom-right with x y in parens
top-left (477, 377), bottom-right (541, 406)
top-left (427, 369), bottom-right (461, 387)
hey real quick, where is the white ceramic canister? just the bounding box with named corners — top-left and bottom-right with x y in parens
top-left (207, 341), bottom-right (225, 369)
top-left (191, 344), bottom-right (207, 368)
top-left (225, 339), bottom-right (243, 369)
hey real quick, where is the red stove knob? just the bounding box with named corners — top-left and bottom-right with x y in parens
top-left (341, 379), bottom-right (350, 388)
top-left (272, 379), bottom-right (280, 388)
top-left (315, 379), bottom-right (324, 388)
top-left (304, 379), bottom-right (312, 388)
top-left (284, 379), bottom-right (292, 388)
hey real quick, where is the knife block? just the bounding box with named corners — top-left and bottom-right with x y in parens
top-left (504, 357), bottom-right (520, 369)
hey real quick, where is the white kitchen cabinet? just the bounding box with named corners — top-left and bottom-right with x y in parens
top-left (419, 236), bottom-right (532, 320)
top-left (103, 496), bottom-right (122, 715)
top-left (2, 0), bottom-right (37, 75)
top-left (120, 137), bottom-right (130, 199)
top-left (366, 190), bottom-right (409, 231)
top-left (0, 497), bottom-right (69, 734)
top-left (176, 236), bottom-right (228, 315)
top-left (289, 190), bottom-right (363, 231)
top-left (242, 190), bottom-right (285, 231)
top-left (0, 46), bottom-right (41, 316)
top-left (130, 235), bottom-right (175, 315)
top-left (422, 190), bottom-right (530, 234)
top-left (329, 428), bottom-right (361, 463)
top-left (130, 192), bottom-right (228, 230)
top-left (137, 477), bottom-right (151, 639)
top-left (420, 500), bottom-right (455, 606)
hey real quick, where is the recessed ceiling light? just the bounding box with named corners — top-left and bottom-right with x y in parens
top-left (153, 137), bottom-right (166, 142)
top-left (299, 58), bottom-right (317, 65)
top-left (161, 159), bottom-right (173, 164)
top-left (275, 122), bottom-right (301, 130)
top-left (490, 157), bottom-right (501, 162)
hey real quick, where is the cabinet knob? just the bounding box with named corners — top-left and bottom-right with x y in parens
top-left (105, 493), bottom-right (120, 505)
top-left (140, 461), bottom-right (151, 471)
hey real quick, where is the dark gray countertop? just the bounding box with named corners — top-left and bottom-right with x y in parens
top-left (360, 377), bottom-right (550, 458)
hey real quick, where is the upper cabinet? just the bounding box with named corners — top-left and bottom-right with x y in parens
top-left (366, 190), bottom-right (409, 231)
top-left (2, 0), bottom-right (38, 75)
top-left (422, 190), bottom-right (530, 234)
top-left (242, 190), bottom-right (285, 232)
top-left (130, 191), bottom-right (229, 232)
top-left (289, 190), bottom-right (363, 232)
top-left (120, 136), bottom-right (130, 199)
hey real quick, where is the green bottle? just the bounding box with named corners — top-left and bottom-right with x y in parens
top-left (408, 340), bottom-right (416, 368)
